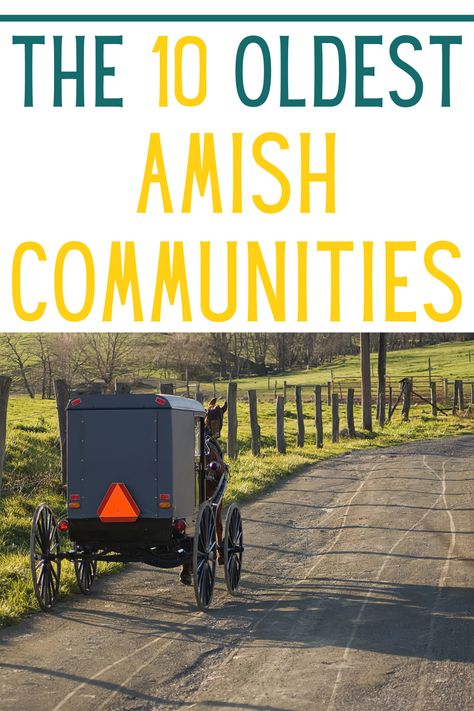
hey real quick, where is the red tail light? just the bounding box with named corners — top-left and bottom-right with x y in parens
top-left (58, 519), bottom-right (69, 532)
top-left (155, 396), bottom-right (167, 405)
top-left (173, 519), bottom-right (186, 534)
top-left (71, 398), bottom-right (82, 406)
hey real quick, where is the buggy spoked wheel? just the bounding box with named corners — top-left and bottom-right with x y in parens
top-left (224, 504), bottom-right (244, 594)
top-left (193, 501), bottom-right (217, 610)
top-left (30, 503), bottom-right (61, 611)
top-left (74, 546), bottom-right (97, 595)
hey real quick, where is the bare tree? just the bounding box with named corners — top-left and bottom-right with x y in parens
top-left (78, 334), bottom-right (139, 387)
top-left (0, 335), bottom-right (36, 398)
top-left (208, 334), bottom-right (233, 378)
top-left (32, 334), bottom-right (54, 399)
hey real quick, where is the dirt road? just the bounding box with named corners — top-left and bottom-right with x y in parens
top-left (1, 437), bottom-right (473, 710)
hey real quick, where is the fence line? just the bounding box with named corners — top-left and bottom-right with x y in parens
top-left (219, 377), bottom-right (472, 457)
top-left (0, 374), bottom-right (472, 485)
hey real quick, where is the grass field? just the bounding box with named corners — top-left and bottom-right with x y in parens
top-left (202, 340), bottom-right (474, 398)
top-left (0, 401), bottom-right (121, 626)
top-left (1, 340), bottom-right (474, 626)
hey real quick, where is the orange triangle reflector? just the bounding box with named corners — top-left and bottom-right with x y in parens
top-left (97, 483), bottom-right (140, 523)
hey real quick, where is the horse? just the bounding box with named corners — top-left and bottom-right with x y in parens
top-left (203, 399), bottom-right (228, 551)
top-left (205, 398), bottom-right (227, 438)
top-left (180, 398), bottom-right (228, 586)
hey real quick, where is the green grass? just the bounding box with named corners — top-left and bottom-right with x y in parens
top-left (0, 399), bottom-right (121, 626)
top-left (2, 399), bottom-right (59, 495)
top-left (1, 381), bottom-right (473, 627)
top-left (201, 339), bottom-right (474, 398)
top-left (223, 399), bottom-right (474, 502)
top-left (0, 491), bottom-right (120, 627)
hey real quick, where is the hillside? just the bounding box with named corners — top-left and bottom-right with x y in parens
top-left (205, 340), bottom-right (474, 397)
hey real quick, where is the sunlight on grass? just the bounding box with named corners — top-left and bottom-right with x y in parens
top-left (0, 391), bottom-right (472, 627)
top-left (0, 491), bottom-right (120, 627)
top-left (199, 339), bottom-right (474, 397)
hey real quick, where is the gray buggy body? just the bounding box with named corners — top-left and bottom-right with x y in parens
top-left (66, 394), bottom-right (206, 551)
top-left (29, 392), bottom-right (243, 612)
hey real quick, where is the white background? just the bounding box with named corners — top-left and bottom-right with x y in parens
top-left (0, 1), bottom-right (472, 331)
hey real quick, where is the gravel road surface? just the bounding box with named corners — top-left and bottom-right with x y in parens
top-left (1, 437), bottom-right (473, 710)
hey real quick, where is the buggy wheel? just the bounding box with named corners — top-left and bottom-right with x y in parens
top-left (193, 501), bottom-right (217, 610)
top-left (30, 503), bottom-right (61, 611)
top-left (224, 504), bottom-right (244, 594)
top-left (74, 546), bottom-right (97, 595)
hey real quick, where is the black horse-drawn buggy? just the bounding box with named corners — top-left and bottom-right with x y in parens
top-left (30, 394), bottom-right (243, 611)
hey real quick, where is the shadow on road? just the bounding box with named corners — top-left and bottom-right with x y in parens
top-left (0, 661), bottom-right (289, 710)
top-left (18, 574), bottom-right (473, 666)
top-left (218, 575), bottom-right (474, 663)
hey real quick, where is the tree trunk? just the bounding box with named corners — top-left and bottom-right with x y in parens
top-left (377, 333), bottom-right (387, 427)
top-left (360, 333), bottom-right (372, 431)
top-left (54, 379), bottom-right (69, 487)
top-left (0, 376), bottom-right (12, 498)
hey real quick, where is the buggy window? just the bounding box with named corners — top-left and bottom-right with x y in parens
top-left (194, 418), bottom-right (201, 458)
top-left (194, 417), bottom-right (204, 505)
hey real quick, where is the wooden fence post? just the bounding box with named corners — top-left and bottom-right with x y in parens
top-left (212, 381), bottom-right (217, 398)
top-left (452, 380), bottom-right (459, 414)
top-left (115, 381), bottom-right (131, 394)
top-left (430, 381), bottom-right (437, 417)
top-left (283, 380), bottom-right (287, 404)
top-left (295, 385), bottom-right (304, 448)
top-left (332, 393), bottom-right (339, 443)
top-left (347, 388), bottom-right (356, 438)
top-left (274, 380), bottom-right (277, 400)
top-left (378, 390), bottom-right (386, 428)
top-left (160, 382), bottom-right (174, 395)
top-left (443, 378), bottom-right (448, 402)
top-left (276, 395), bottom-right (286, 454)
top-left (0, 376), bottom-right (12, 498)
top-left (227, 381), bottom-right (238, 460)
top-left (54, 378), bottom-right (69, 487)
top-left (388, 386), bottom-right (393, 422)
top-left (185, 367), bottom-right (190, 397)
top-left (360, 333), bottom-right (372, 431)
top-left (471, 382), bottom-right (474, 405)
top-left (401, 378), bottom-right (412, 420)
top-left (248, 389), bottom-right (260, 456)
top-left (459, 380), bottom-right (465, 411)
top-left (314, 385), bottom-right (323, 448)
top-left (195, 391), bottom-right (204, 404)
top-left (327, 380), bottom-right (332, 406)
